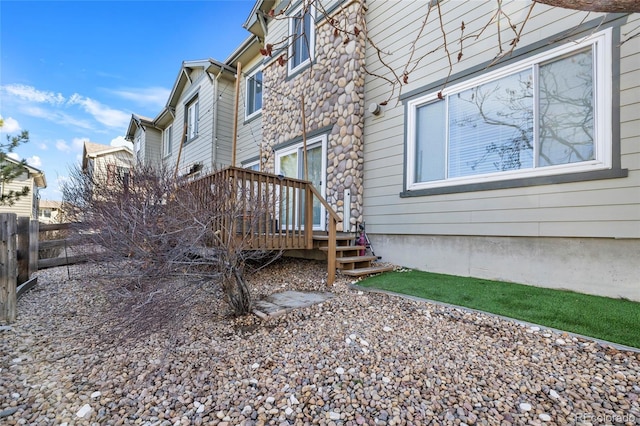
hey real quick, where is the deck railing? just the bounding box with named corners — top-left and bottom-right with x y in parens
top-left (189, 167), bottom-right (340, 284)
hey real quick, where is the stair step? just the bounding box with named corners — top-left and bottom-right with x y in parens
top-left (313, 233), bottom-right (353, 241)
top-left (335, 255), bottom-right (378, 265)
top-left (314, 235), bottom-right (354, 248)
top-left (319, 245), bottom-right (365, 253)
top-left (340, 264), bottom-right (394, 277)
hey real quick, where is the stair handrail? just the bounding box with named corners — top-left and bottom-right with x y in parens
top-left (307, 184), bottom-right (340, 285)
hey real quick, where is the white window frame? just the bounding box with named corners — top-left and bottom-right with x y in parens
top-left (405, 28), bottom-right (612, 191)
top-left (186, 97), bottom-right (199, 141)
top-left (163, 124), bottom-right (173, 158)
top-left (244, 159), bottom-right (260, 171)
top-left (245, 68), bottom-right (263, 120)
top-left (135, 135), bottom-right (142, 163)
top-left (275, 134), bottom-right (327, 230)
top-left (288, 2), bottom-right (316, 75)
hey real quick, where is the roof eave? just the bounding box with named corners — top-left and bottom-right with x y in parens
top-left (225, 35), bottom-right (262, 67)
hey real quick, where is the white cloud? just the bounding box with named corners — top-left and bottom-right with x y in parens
top-left (38, 143), bottom-right (48, 150)
top-left (56, 139), bottom-right (71, 152)
top-left (68, 94), bottom-right (130, 129)
top-left (22, 106), bottom-right (95, 130)
top-left (1, 84), bottom-right (65, 104)
top-left (110, 135), bottom-right (133, 150)
top-left (21, 105), bottom-right (52, 119)
top-left (55, 137), bottom-right (89, 153)
top-left (110, 87), bottom-right (170, 109)
top-left (0, 116), bottom-right (21, 133)
top-left (7, 152), bottom-right (20, 161)
top-left (27, 155), bottom-right (42, 168)
top-left (71, 137), bottom-right (89, 151)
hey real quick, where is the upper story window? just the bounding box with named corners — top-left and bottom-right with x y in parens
top-left (135, 135), bottom-right (142, 161)
top-left (163, 124), bottom-right (173, 157)
top-left (186, 96), bottom-right (199, 142)
top-left (288, 2), bottom-right (315, 75)
top-left (405, 28), bottom-right (612, 192)
top-left (246, 69), bottom-right (263, 119)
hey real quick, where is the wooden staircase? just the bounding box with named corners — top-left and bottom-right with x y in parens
top-left (313, 232), bottom-right (394, 278)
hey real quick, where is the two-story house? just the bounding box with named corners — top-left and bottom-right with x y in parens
top-left (128, 0), bottom-right (639, 300)
top-left (240, 0), bottom-right (639, 301)
top-left (38, 200), bottom-right (63, 224)
top-left (126, 60), bottom-right (238, 179)
top-left (82, 141), bottom-right (134, 187)
top-left (0, 157), bottom-right (46, 219)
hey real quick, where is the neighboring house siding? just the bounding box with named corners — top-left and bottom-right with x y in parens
top-left (237, 56), bottom-right (264, 168)
top-left (144, 128), bottom-right (163, 169)
top-left (134, 126), bottom-right (145, 164)
top-left (93, 153), bottom-right (134, 180)
top-left (177, 70), bottom-right (215, 174)
top-left (361, 2), bottom-right (639, 300)
top-left (216, 76), bottom-right (236, 168)
top-left (0, 173), bottom-right (35, 218)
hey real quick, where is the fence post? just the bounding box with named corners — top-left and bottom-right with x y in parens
top-left (17, 217), bottom-right (30, 285)
top-left (0, 213), bottom-right (18, 323)
top-left (29, 220), bottom-right (39, 275)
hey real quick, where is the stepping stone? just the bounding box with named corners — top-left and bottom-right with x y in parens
top-left (253, 290), bottom-right (333, 319)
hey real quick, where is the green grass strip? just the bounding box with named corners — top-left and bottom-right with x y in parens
top-left (357, 269), bottom-right (640, 349)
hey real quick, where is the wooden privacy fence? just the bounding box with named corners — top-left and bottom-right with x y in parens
top-left (1, 214), bottom-right (88, 323)
top-left (1, 214), bottom-right (39, 323)
top-left (37, 222), bottom-right (91, 269)
top-left (0, 213), bottom-right (19, 323)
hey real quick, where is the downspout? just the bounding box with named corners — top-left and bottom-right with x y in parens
top-left (212, 69), bottom-right (223, 170)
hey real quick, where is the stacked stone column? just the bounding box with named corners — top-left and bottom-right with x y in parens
top-left (261, 1), bottom-right (366, 232)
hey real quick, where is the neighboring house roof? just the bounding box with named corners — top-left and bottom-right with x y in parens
top-left (154, 107), bottom-right (173, 129)
top-left (125, 114), bottom-right (156, 142)
top-left (39, 200), bottom-right (61, 209)
top-left (81, 141), bottom-right (134, 171)
top-left (164, 59), bottom-right (236, 112)
top-left (4, 157), bottom-right (46, 188)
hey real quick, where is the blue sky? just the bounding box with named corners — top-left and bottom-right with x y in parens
top-left (0, 0), bottom-right (255, 201)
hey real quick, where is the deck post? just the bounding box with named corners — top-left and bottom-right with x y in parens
top-left (327, 216), bottom-right (336, 286)
top-left (305, 186), bottom-right (314, 249)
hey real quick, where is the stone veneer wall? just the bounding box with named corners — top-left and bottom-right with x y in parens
top-left (261, 0), bottom-right (366, 232)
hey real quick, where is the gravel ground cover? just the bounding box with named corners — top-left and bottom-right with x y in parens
top-left (1, 259), bottom-right (639, 426)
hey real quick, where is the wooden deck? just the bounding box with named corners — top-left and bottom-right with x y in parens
top-left (191, 167), bottom-right (391, 285)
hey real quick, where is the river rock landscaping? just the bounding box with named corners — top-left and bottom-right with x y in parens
top-left (1, 259), bottom-right (639, 425)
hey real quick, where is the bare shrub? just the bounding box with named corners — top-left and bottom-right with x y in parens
top-left (62, 162), bottom-right (281, 336)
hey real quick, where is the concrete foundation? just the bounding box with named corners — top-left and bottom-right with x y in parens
top-left (372, 234), bottom-right (640, 302)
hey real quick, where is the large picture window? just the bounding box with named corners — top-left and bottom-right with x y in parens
top-left (288, 2), bottom-right (315, 75)
top-left (406, 29), bottom-right (612, 191)
top-left (246, 69), bottom-right (263, 119)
